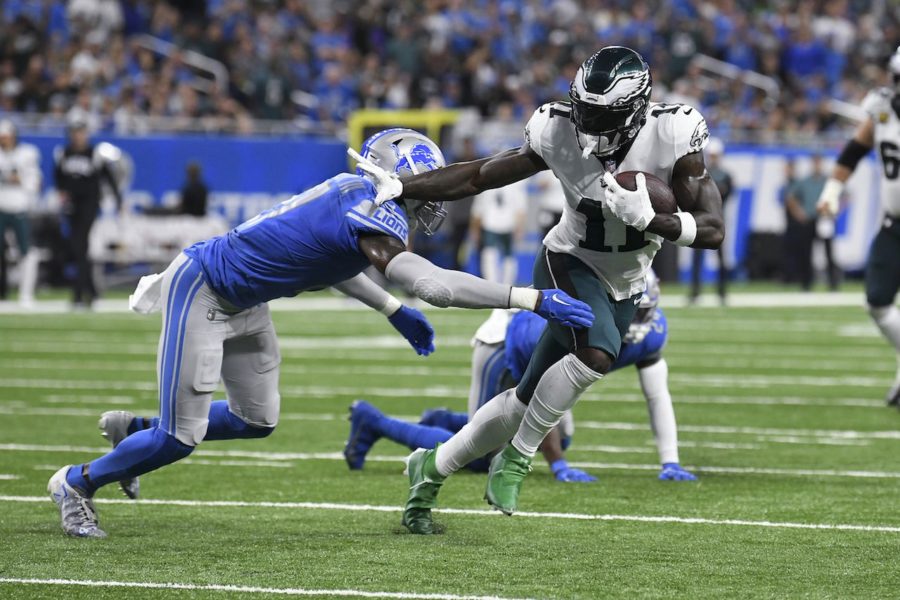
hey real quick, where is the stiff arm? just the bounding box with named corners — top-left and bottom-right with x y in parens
top-left (400, 144), bottom-right (548, 202)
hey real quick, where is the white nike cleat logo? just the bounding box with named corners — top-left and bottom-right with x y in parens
top-left (551, 293), bottom-right (571, 306)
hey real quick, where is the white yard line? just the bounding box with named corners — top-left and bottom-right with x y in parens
top-left (2, 443), bottom-right (896, 479)
top-left (2, 495), bottom-right (899, 534)
top-left (0, 578), bottom-right (531, 600)
top-left (0, 474), bottom-right (20, 480)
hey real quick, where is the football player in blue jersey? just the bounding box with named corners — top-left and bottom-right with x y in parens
top-left (47, 128), bottom-right (594, 538)
top-left (344, 271), bottom-right (695, 483)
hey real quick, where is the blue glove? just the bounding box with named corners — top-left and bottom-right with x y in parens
top-left (659, 463), bottom-right (697, 481)
top-left (551, 459), bottom-right (597, 483)
top-left (535, 289), bottom-right (594, 329)
top-left (388, 305), bottom-right (435, 356)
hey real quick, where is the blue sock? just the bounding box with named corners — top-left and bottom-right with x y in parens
top-left (204, 400), bottom-right (275, 440)
top-left (378, 417), bottom-right (453, 451)
top-left (68, 427), bottom-right (194, 496)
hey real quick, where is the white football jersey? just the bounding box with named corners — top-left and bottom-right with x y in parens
top-left (525, 101), bottom-right (709, 300)
top-left (861, 88), bottom-right (900, 217)
top-left (0, 143), bottom-right (41, 214)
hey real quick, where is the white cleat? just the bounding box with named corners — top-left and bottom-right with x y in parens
top-left (98, 410), bottom-right (140, 499)
top-left (47, 466), bottom-right (107, 538)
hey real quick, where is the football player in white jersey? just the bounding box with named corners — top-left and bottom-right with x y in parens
top-left (362, 46), bottom-right (724, 533)
top-left (818, 46), bottom-right (900, 407)
top-left (0, 120), bottom-right (41, 306)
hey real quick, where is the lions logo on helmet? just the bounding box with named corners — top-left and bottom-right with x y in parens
top-left (569, 46), bottom-right (652, 158)
top-left (624, 269), bottom-right (660, 344)
top-left (357, 128), bottom-right (448, 235)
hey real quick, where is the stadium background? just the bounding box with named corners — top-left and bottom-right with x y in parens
top-left (1, 0), bottom-right (898, 290)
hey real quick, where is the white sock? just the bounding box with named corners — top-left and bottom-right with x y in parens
top-left (869, 305), bottom-right (900, 380)
top-left (638, 359), bottom-right (679, 465)
top-left (434, 388), bottom-right (526, 477)
top-left (481, 246), bottom-right (500, 282)
top-left (512, 354), bottom-right (602, 457)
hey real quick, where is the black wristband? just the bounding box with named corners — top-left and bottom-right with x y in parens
top-left (836, 139), bottom-right (872, 170)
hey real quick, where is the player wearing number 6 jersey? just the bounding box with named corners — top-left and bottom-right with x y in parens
top-left (360, 46), bottom-right (724, 533)
top-left (46, 128), bottom-right (594, 538)
top-left (817, 46), bottom-right (900, 407)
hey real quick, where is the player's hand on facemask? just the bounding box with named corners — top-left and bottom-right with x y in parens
top-left (348, 148), bottom-right (403, 205)
top-left (535, 289), bottom-right (594, 329)
top-left (601, 172), bottom-right (656, 231)
top-left (659, 462), bottom-right (697, 481)
top-left (388, 305), bottom-right (435, 356)
top-left (551, 459), bottom-right (598, 483)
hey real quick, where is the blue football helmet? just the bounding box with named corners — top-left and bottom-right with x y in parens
top-left (357, 128), bottom-right (447, 234)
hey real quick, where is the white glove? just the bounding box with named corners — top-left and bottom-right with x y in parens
top-left (817, 178), bottom-right (844, 217)
top-left (347, 147), bottom-right (403, 206)
top-left (601, 172), bottom-right (656, 231)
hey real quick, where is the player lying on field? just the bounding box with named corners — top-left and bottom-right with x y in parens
top-left (47, 128), bottom-right (594, 538)
top-left (360, 46), bottom-right (724, 533)
top-left (344, 271), bottom-right (695, 483)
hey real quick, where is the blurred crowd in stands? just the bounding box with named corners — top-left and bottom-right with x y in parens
top-left (0, 0), bottom-right (898, 140)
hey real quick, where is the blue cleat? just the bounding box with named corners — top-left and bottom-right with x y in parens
top-left (659, 463), bottom-right (697, 481)
top-left (343, 400), bottom-right (384, 470)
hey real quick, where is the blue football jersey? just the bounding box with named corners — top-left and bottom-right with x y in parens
top-left (612, 309), bottom-right (668, 371)
top-left (504, 308), bottom-right (668, 380)
top-left (185, 173), bottom-right (408, 309)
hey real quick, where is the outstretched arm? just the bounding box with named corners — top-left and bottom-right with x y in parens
top-left (333, 271), bottom-right (435, 356)
top-left (358, 233), bottom-right (593, 328)
top-left (400, 144), bottom-right (548, 202)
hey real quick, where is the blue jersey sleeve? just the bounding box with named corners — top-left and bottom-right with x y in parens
top-left (612, 309), bottom-right (668, 372)
top-left (345, 196), bottom-right (409, 245)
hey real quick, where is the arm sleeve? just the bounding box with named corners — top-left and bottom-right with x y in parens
top-left (384, 251), bottom-right (513, 309)
top-left (332, 272), bottom-right (399, 315)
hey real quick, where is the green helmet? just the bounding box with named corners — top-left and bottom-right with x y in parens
top-left (569, 46), bottom-right (652, 157)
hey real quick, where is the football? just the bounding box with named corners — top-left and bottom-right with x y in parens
top-left (615, 170), bottom-right (678, 214)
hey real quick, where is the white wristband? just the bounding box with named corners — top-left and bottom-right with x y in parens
top-left (509, 287), bottom-right (540, 311)
top-left (674, 212), bottom-right (697, 246)
top-left (379, 295), bottom-right (403, 316)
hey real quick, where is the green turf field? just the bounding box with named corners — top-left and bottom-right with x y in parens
top-left (1, 300), bottom-right (900, 599)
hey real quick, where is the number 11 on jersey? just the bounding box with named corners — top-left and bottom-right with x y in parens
top-left (576, 197), bottom-right (650, 252)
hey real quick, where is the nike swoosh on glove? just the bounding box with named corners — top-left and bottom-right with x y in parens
top-left (388, 305), bottom-right (435, 356)
top-left (535, 289), bottom-right (594, 329)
